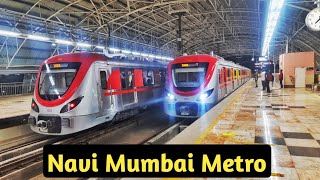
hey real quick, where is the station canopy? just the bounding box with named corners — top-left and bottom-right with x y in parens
top-left (0, 0), bottom-right (319, 68)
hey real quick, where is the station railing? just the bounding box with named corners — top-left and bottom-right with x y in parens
top-left (0, 83), bottom-right (35, 96)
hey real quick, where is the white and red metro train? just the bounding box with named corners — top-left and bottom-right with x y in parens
top-left (164, 54), bottom-right (251, 118)
top-left (28, 52), bottom-right (166, 135)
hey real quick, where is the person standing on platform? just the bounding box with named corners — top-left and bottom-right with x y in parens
top-left (254, 71), bottom-right (258, 87)
top-left (279, 69), bottom-right (283, 88)
top-left (266, 69), bottom-right (273, 93)
top-left (261, 70), bottom-right (266, 90)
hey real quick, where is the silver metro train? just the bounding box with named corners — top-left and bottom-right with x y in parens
top-left (28, 52), bottom-right (166, 135)
top-left (164, 54), bottom-right (251, 118)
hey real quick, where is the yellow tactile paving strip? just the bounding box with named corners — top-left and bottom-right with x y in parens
top-left (0, 95), bottom-right (32, 119)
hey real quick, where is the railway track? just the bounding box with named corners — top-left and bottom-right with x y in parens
top-left (0, 118), bottom-right (137, 180)
top-left (0, 106), bottom-right (194, 180)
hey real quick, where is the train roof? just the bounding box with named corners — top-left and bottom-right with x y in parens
top-left (43, 52), bottom-right (168, 68)
top-left (170, 54), bottom-right (250, 70)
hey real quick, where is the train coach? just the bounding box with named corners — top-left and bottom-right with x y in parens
top-left (164, 54), bottom-right (251, 118)
top-left (28, 52), bottom-right (167, 135)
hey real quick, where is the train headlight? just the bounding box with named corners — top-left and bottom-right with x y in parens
top-left (167, 93), bottom-right (175, 101)
top-left (199, 93), bottom-right (209, 100)
top-left (198, 89), bottom-right (214, 101)
top-left (60, 96), bottom-right (84, 113)
top-left (31, 99), bottom-right (39, 112)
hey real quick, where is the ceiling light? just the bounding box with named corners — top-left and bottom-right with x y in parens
top-left (27, 34), bottom-right (50, 41)
top-left (132, 51), bottom-right (140, 55)
top-left (0, 30), bottom-right (21, 37)
top-left (77, 42), bottom-right (91, 48)
top-left (122, 50), bottom-right (131, 54)
top-left (55, 39), bottom-right (74, 45)
top-left (261, 0), bottom-right (284, 56)
top-left (96, 46), bottom-right (105, 49)
top-left (109, 47), bottom-right (120, 52)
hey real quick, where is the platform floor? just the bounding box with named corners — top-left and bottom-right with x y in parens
top-left (0, 95), bottom-right (32, 119)
top-left (168, 80), bottom-right (320, 179)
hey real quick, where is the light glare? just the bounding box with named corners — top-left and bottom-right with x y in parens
top-left (261, 0), bottom-right (285, 56)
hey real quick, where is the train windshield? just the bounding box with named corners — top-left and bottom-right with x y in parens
top-left (38, 62), bottom-right (81, 101)
top-left (172, 63), bottom-right (208, 91)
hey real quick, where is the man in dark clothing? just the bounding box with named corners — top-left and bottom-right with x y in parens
top-left (279, 69), bottom-right (283, 88)
top-left (266, 70), bottom-right (273, 93)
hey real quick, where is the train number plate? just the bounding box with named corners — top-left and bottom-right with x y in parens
top-left (180, 106), bottom-right (190, 116)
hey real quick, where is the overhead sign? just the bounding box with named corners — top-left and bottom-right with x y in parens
top-left (259, 57), bottom-right (268, 62)
top-left (255, 62), bottom-right (272, 66)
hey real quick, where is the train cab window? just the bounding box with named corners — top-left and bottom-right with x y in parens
top-left (38, 62), bottom-right (81, 101)
top-left (100, 71), bottom-right (107, 89)
top-left (172, 63), bottom-right (208, 91)
top-left (143, 70), bottom-right (154, 86)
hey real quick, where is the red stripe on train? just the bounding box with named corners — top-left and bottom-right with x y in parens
top-left (104, 86), bottom-right (162, 96)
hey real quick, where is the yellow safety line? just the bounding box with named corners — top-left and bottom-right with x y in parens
top-left (195, 81), bottom-right (252, 144)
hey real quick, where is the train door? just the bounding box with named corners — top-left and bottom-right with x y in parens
top-left (231, 68), bottom-right (235, 90)
top-left (95, 64), bottom-right (112, 117)
top-left (223, 67), bottom-right (228, 96)
top-left (120, 68), bottom-right (137, 106)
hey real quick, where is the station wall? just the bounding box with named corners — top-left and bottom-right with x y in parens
top-left (279, 51), bottom-right (315, 88)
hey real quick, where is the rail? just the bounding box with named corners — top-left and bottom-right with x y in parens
top-left (0, 83), bottom-right (35, 96)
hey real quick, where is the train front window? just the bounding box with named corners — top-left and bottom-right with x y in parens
top-left (38, 62), bottom-right (80, 101)
top-left (172, 63), bottom-right (208, 91)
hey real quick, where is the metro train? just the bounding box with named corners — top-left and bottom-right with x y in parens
top-left (28, 52), bottom-right (167, 135)
top-left (164, 54), bottom-right (251, 118)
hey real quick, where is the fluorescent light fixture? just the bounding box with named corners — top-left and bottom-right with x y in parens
top-left (149, 54), bottom-right (155, 58)
top-left (109, 47), bottom-right (120, 52)
top-left (77, 42), bottom-right (91, 48)
top-left (132, 51), bottom-right (140, 55)
top-left (261, 0), bottom-right (284, 56)
top-left (0, 30), bottom-right (21, 37)
top-left (96, 46), bottom-right (105, 49)
top-left (27, 34), bottom-right (50, 41)
top-left (155, 56), bottom-right (162, 59)
top-left (141, 53), bottom-right (149, 57)
top-left (55, 39), bottom-right (74, 45)
top-left (122, 50), bottom-right (131, 54)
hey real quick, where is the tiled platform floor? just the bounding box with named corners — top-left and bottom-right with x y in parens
top-left (197, 81), bottom-right (320, 179)
top-left (0, 95), bottom-right (32, 119)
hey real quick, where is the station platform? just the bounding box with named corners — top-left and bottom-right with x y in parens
top-left (168, 79), bottom-right (320, 179)
top-left (0, 95), bottom-right (32, 119)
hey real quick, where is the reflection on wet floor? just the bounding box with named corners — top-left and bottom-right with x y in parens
top-left (198, 81), bottom-right (320, 179)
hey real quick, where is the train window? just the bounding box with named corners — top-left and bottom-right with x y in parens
top-left (120, 69), bottom-right (126, 89)
top-left (234, 70), bottom-right (236, 79)
top-left (127, 70), bottom-right (134, 88)
top-left (100, 71), bottom-right (107, 89)
top-left (120, 69), bottom-right (134, 89)
top-left (143, 70), bottom-right (154, 86)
